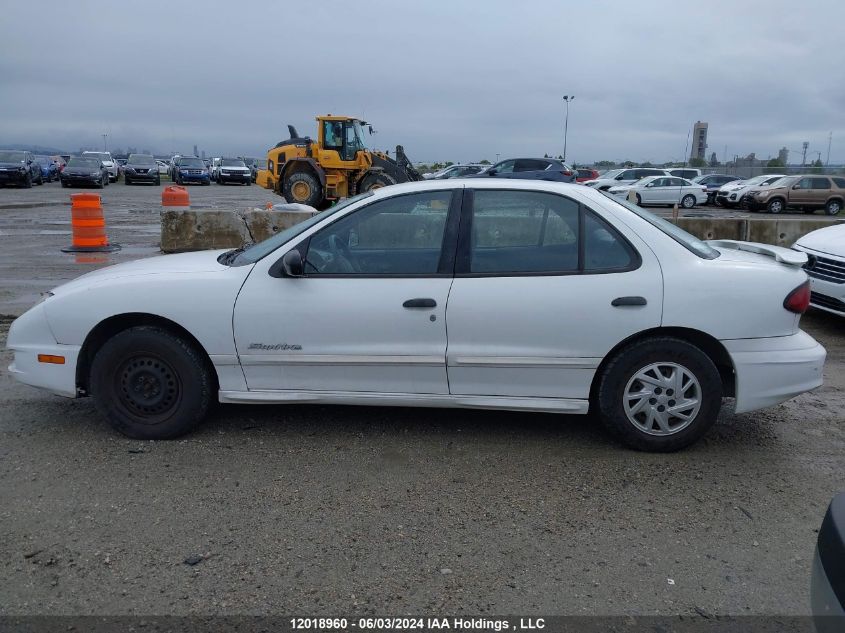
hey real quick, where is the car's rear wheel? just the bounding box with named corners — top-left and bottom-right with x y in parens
top-left (634, 193), bottom-right (642, 206)
top-left (767, 198), bottom-right (784, 214)
top-left (597, 337), bottom-right (722, 452)
top-left (681, 194), bottom-right (696, 209)
top-left (825, 199), bottom-right (842, 216)
top-left (90, 326), bottom-right (214, 439)
top-left (22, 173), bottom-right (32, 188)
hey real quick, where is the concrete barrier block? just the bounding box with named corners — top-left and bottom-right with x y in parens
top-left (240, 206), bottom-right (317, 243)
top-left (673, 218), bottom-right (747, 241)
top-left (160, 209), bottom-right (249, 253)
top-left (747, 218), bottom-right (844, 247)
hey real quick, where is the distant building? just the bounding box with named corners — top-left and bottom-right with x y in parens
top-left (778, 147), bottom-right (789, 165)
top-left (193, 144), bottom-right (199, 157)
top-left (690, 121), bottom-right (708, 161)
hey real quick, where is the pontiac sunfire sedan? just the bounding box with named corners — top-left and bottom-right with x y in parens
top-left (7, 180), bottom-right (826, 451)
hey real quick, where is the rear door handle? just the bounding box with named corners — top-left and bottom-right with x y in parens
top-left (403, 298), bottom-right (437, 308)
top-left (611, 296), bottom-right (647, 307)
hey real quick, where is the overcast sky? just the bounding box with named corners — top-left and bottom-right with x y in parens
top-left (2, 0), bottom-right (843, 165)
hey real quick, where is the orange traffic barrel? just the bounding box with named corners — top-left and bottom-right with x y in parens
top-left (162, 185), bottom-right (190, 209)
top-left (61, 193), bottom-right (119, 253)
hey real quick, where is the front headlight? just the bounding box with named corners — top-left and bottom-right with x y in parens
top-left (90, 171), bottom-right (101, 177)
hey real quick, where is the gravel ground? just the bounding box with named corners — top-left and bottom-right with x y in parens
top-left (0, 181), bottom-right (843, 617)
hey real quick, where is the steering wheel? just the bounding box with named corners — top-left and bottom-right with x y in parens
top-left (328, 234), bottom-right (358, 273)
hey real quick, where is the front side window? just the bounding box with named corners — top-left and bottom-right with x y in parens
top-left (304, 191), bottom-right (452, 275)
top-left (583, 212), bottom-right (636, 271)
top-left (796, 177), bottom-right (813, 189)
top-left (514, 159), bottom-right (548, 172)
top-left (493, 160), bottom-right (515, 174)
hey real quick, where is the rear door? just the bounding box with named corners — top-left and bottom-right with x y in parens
top-left (445, 188), bottom-right (662, 400)
top-left (810, 177), bottom-right (832, 207)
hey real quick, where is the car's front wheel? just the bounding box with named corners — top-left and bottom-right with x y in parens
top-left (597, 337), bottom-right (722, 452)
top-left (90, 326), bottom-right (214, 439)
top-left (767, 198), bottom-right (785, 214)
top-left (825, 199), bottom-right (842, 216)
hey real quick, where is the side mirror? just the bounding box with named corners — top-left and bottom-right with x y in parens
top-left (792, 185), bottom-right (801, 190)
top-left (615, 175), bottom-right (624, 180)
top-left (281, 249), bottom-right (304, 277)
top-left (487, 169), bottom-right (497, 176)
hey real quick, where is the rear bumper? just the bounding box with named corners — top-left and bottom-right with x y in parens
top-left (723, 330), bottom-right (825, 413)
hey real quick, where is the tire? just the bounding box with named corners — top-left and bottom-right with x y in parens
top-left (176, 173), bottom-right (182, 185)
top-left (61, 180), bottom-right (69, 188)
top-left (89, 326), bottom-right (214, 440)
top-left (97, 176), bottom-right (105, 189)
top-left (825, 199), bottom-right (842, 216)
top-left (284, 171), bottom-right (323, 206)
top-left (244, 180), bottom-right (250, 186)
top-left (22, 173), bottom-right (32, 188)
top-left (596, 337), bottom-right (722, 452)
top-left (681, 194), bottom-right (696, 209)
top-left (634, 193), bottom-right (642, 206)
top-left (124, 177), bottom-right (132, 185)
top-left (36, 171), bottom-right (44, 185)
top-left (358, 171), bottom-right (397, 193)
top-left (155, 176), bottom-right (161, 186)
top-left (766, 198), bottom-right (785, 214)
top-left (202, 180), bottom-right (210, 186)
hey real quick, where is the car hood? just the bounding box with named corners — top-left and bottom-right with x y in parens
top-left (720, 181), bottom-right (749, 192)
top-left (0, 161), bottom-right (26, 169)
top-left (795, 223), bottom-right (845, 257)
top-left (64, 166), bottom-right (100, 174)
top-left (50, 250), bottom-right (235, 295)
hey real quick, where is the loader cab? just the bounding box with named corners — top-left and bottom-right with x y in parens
top-left (319, 117), bottom-right (368, 162)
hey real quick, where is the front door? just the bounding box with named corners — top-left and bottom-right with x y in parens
top-left (445, 188), bottom-right (663, 400)
top-left (790, 177), bottom-right (817, 206)
top-left (232, 189), bottom-right (459, 394)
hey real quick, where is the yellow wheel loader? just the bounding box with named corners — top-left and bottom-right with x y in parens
top-left (262, 115), bottom-right (423, 207)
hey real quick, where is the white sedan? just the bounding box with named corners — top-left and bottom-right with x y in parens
top-left (793, 223), bottom-right (845, 317)
top-left (608, 176), bottom-right (708, 208)
top-left (7, 180), bottom-right (825, 452)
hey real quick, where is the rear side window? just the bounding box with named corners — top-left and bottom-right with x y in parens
top-left (463, 190), bottom-right (637, 275)
top-left (514, 159), bottom-right (548, 172)
top-left (833, 178), bottom-right (845, 188)
top-left (811, 178), bottom-right (831, 189)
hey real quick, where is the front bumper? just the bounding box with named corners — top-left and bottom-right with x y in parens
top-left (124, 170), bottom-right (158, 182)
top-left (7, 304), bottom-right (80, 398)
top-left (61, 174), bottom-right (102, 184)
top-left (218, 172), bottom-right (250, 183)
top-left (723, 330), bottom-right (825, 413)
top-left (178, 172), bottom-right (210, 183)
top-left (793, 245), bottom-right (845, 317)
top-left (0, 170), bottom-right (27, 184)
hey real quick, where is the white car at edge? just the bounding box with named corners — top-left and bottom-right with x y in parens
top-left (82, 151), bottom-right (119, 182)
top-left (608, 175), bottom-right (707, 209)
top-left (7, 180), bottom-right (825, 452)
top-left (792, 223), bottom-right (845, 317)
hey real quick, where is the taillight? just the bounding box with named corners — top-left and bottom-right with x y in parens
top-left (562, 170), bottom-right (573, 177)
top-left (784, 280), bottom-right (811, 314)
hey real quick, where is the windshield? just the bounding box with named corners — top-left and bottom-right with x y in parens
top-left (179, 158), bottom-right (204, 168)
top-left (351, 121), bottom-right (368, 151)
top-left (600, 191), bottom-right (719, 259)
top-left (767, 176), bottom-right (795, 188)
top-left (231, 192), bottom-right (374, 265)
top-left (600, 169), bottom-right (624, 180)
top-left (740, 175), bottom-right (768, 186)
top-left (127, 154), bottom-right (155, 165)
top-left (68, 158), bottom-right (100, 168)
top-left (0, 151), bottom-right (26, 162)
top-left (221, 159), bottom-right (246, 167)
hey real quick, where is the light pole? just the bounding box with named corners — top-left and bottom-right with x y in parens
top-left (562, 95), bottom-right (575, 162)
top-left (102, 133), bottom-right (108, 151)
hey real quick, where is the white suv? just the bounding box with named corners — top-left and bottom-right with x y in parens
top-left (584, 168), bottom-right (669, 191)
top-left (82, 151), bottom-right (119, 182)
top-left (715, 174), bottom-right (786, 208)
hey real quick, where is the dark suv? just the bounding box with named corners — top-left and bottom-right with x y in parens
top-left (123, 154), bottom-right (161, 185)
top-left (469, 158), bottom-right (576, 182)
top-left (0, 150), bottom-right (43, 187)
top-left (692, 174), bottom-right (742, 204)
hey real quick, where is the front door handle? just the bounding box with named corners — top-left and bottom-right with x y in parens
top-left (611, 296), bottom-right (647, 307)
top-left (403, 298), bottom-right (437, 308)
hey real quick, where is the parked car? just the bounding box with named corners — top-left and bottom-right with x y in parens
top-left (425, 164), bottom-right (488, 180)
top-left (812, 492), bottom-right (845, 630)
top-left (608, 176), bottom-right (707, 208)
top-left (467, 157), bottom-right (576, 182)
top-left (6, 180), bottom-right (824, 452)
top-left (155, 160), bottom-right (169, 176)
top-left (715, 174), bottom-right (786, 208)
top-left (210, 157), bottom-right (222, 181)
top-left (744, 175), bottom-right (845, 216)
top-left (82, 151), bottom-right (119, 182)
top-left (582, 168), bottom-right (669, 191)
top-left (123, 154), bottom-right (161, 186)
top-left (792, 223), bottom-right (845, 317)
top-left (172, 156), bottom-right (210, 185)
top-left (576, 168), bottom-right (600, 183)
top-left (34, 155), bottom-right (59, 183)
top-left (691, 174), bottom-right (742, 205)
top-left (240, 157), bottom-right (263, 182)
top-left (667, 168), bottom-right (702, 180)
top-left (217, 158), bottom-right (251, 185)
top-left (0, 150), bottom-right (43, 187)
top-left (60, 156), bottom-right (109, 188)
